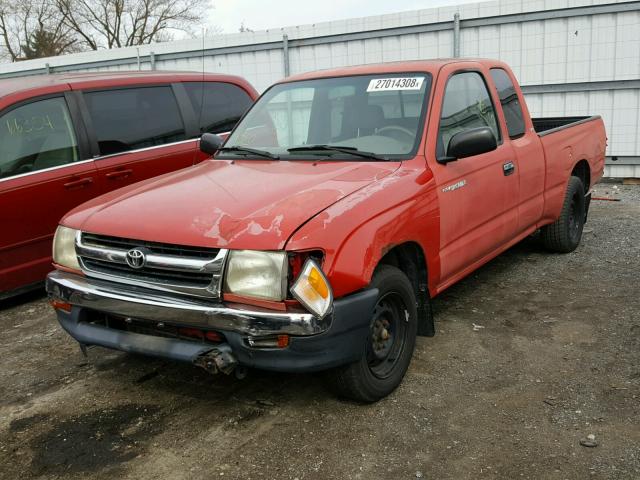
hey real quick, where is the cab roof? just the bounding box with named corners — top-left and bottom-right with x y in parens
top-left (280, 58), bottom-right (505, 84)
top-left (281, 59), bottom-right (458, 83)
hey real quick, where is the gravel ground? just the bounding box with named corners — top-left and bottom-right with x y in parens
top-left (0, 184), bottom-right (638, 480)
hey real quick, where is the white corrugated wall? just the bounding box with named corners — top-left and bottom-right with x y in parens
top-left (1, 0), bottom-right (639, 176)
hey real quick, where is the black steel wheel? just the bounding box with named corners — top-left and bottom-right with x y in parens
top-left (326, 265), bottom-right (419, 403)
top-left (541, 176), bottom-right (586, 253)
top-left (567, 189), bottom-right (583, 245)
top-left (368, 291), bottom-right (410, 379)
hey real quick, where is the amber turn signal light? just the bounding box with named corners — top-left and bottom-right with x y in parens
top-left (290, 259), bottom-right (333, 317)
top-left (49, 299), bottom-right (72, 312)
top-left (247, 334), bottom-right (290, 349)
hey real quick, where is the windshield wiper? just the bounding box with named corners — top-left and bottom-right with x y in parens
top-left (217, 146), bottom-right (280, 159)
top-left (287, 145), bottom-right (387, 161)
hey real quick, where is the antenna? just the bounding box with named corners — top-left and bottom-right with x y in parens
top-left (193, 26), bottom-right (207, 166)
top-left (200, 26), bottom-right (206, 130)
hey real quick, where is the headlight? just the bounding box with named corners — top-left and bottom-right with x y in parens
top-left (224, 250), bottom-right (288, 301)
top-left (291, 259), bottom-right (333, 318)
top-left (52, 226), bottom-right (80, 270)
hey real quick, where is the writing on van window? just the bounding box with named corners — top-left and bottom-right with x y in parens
top-left (6, 115), bottom-right (55, 136)
top-left (367, 77), bottom-right (425, 92)
top-left (0, 97), bottom-right (79, 180)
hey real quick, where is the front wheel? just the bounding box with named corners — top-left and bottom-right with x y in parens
top-left (541, 176), bottom-right (586, 253)
top-left (326, 265), bottom-right (418, 403)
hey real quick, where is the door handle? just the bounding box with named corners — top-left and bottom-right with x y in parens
top-left (105, 168), bottom-right (133, 180)
top-left (63, 177), bottom-right (93, 189)
top-left (503, 161), bottom-right (515, 176)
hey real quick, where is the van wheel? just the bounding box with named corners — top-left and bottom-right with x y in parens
top-left (541, 176), bottom-right (585, 253)
top-left (327, 265), bottom-right (418, 403)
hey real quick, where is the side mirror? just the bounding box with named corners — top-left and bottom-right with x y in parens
top-left (200, 133), bottom-right (224, 155)
top-left (439, 127), bottom-right (497, 164)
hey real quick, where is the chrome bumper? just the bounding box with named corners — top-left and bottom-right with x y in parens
top-left (46, 270), bottom-right (327, 336)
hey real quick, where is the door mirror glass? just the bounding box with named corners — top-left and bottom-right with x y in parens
top-left (200, 133), bottom-right (224, 154)
top-left (440, 127), bottom-right (497, 163)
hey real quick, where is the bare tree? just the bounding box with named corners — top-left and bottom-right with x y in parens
top-left (0, 0), bottom-right (77, 61)
top-left (0, 0), bottom-right (213, 61)
top-left (56, 0), bottom-right (211, 50)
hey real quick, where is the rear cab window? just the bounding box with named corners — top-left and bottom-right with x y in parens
top-left (489, 68), bottom-right (526, 139)
top-left (437, 72), bottom-right (501, 159)
top-left (83, 86), bottom-right (186, 156)
top-left (0, 97), bottom-right (79, 179)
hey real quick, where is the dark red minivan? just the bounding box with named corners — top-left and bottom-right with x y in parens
top-left (0, 71), bottom-right (257, 299)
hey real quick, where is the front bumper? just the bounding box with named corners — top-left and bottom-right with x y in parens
top-left (47, 270), bottom-right (325, 336)
top-left (46, 270), bottom-right (378, 373)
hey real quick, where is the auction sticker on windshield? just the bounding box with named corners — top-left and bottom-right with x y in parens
top-left (366, 77), bottom-right (425, 92)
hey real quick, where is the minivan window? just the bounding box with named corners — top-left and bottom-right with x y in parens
top-left (0, 97), bottom-right (79, 179)
top-left (438, 72), bottom-right (501, 159)
top-left (183, 82), bottom-right (253, 136)
top-left (221, 73), bottom-right (432, 160)
top-left (84, 86), bottom-right (186, 156)
top-left (490, 68), bottom-right (526, 139)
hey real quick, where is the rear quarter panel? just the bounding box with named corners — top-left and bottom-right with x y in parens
top-left (538, 117), bottom-right (606, 224)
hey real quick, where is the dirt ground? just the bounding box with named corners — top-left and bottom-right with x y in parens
top-left (1, 184), bottom-right (638, 480)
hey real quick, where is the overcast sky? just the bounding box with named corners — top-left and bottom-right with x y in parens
top-left (209, 0), bottom-right (481, 33)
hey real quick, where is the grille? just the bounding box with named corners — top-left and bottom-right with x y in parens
top-left (81, 233), bottom-right (219, 258)
top-left (78, 232), bottom-right (227, 299)
top-left (82, 259), bottom-right (214, 288)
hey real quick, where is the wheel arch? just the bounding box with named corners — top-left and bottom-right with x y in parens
top-left (376, 242), bottom-right (434, 337)
top-left (571, 159), bottom-right (591, 191)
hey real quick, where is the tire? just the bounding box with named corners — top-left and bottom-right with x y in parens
top-left (326, 265), bottom-right (418, 403)
top-left (541, 176), bottom-right (586, 253)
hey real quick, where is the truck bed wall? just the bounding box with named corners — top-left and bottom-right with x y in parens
top-left (538, 116), bottom-right (606, 224)
top-left (532, 117), bottom-right (591, 134)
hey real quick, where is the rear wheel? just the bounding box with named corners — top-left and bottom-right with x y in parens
top-left (541, 176), bottom-right (586, 253)
top-left (327, 265), bottom-right (418, 403)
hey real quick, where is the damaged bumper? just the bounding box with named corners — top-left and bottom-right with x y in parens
top-left (47, 270), bottom-right (325, 336)
top-left (46, 270), bottom-right (378, 373)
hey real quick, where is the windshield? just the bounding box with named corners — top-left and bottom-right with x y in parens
top-left (219, 73), bottom-right (432, 160)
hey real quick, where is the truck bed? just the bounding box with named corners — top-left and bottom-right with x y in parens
top-left (535, 114), bottom-right (606, 224)
top-left (532, 116), bottom-right (601, 136)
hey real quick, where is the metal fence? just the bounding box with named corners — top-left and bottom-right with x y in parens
top-left (1, 0), bottom-right (639, 176)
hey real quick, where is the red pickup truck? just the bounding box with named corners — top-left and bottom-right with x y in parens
top-left (47, 59), bottom-right (606, 402)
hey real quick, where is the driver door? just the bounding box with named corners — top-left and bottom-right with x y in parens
top-left (427, 66), bottom-right (519, 289)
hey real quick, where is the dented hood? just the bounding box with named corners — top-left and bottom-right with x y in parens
top-left (63, 159), bottom-right (399, 250)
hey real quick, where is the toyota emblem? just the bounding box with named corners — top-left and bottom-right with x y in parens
top-left (125, 248), bottom-right (147, 269)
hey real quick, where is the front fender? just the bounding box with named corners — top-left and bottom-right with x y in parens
top-left (286, 159), bottom-right (440, 298)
